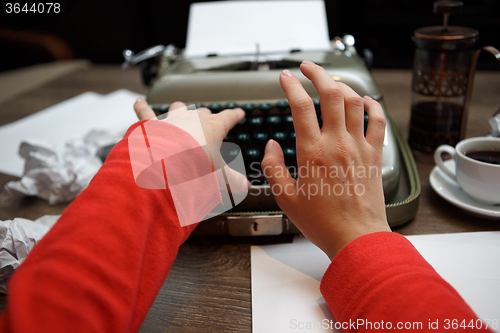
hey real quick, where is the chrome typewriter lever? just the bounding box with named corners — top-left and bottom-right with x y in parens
top-left (121, 45), bottom-right (165, 68)
top-left (122, 44), bottom-right (178, 86)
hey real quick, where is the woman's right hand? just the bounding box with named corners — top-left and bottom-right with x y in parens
top-left (261, 61), bottom-right (391, 259)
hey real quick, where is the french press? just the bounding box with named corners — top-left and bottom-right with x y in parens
top-left (408, 1), bottom-right (500, 157)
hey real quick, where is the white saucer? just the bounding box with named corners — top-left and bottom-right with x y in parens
top-left (429, 160), bottom-right (500, 220)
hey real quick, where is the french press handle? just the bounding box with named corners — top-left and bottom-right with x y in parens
top-left (460, 46), bottom-right (500, 139)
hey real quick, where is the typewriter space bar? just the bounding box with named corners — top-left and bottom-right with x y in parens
top-left (227, 215), bottom-right (284, 236)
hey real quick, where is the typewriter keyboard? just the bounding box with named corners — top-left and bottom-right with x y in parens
top-left (151, 101), bottom-right (368, 186)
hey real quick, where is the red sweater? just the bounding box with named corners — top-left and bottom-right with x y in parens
top-left (0, 121), bottom-right (489, 332)
top-left (320, 232), bottom-right (490, 332)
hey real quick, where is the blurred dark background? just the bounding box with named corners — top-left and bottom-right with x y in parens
top-left (1, 0), bottom-right (499, 73)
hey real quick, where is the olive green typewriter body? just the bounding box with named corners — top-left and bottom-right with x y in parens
top-left (140, 47), bottom-right (418, 235)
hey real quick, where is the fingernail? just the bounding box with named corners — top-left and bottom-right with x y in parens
top-left (265, 139), bottom-right (276, 153)
top-left (282, 69), bottom-right (294, 77)
top-left (302, 60), bottom-right (315, 65)
top-left (136, 97), bottom-right (145, 103)
top-left (364, 95), bottom-right (375, 100)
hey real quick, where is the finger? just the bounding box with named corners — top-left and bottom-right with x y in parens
top-left (279, 70), bottom-right (320, 143)
top-left (223, 167), bottom-right (251, 195)
top-left (261, 140), bottom-right (297, 207)
top-left (134, 98), bottom-right (155, 120)
top-left (300, 61), bottom-right (346, 132)
top-left (169, 101), bottom-right (187, 112)
top-left (197, 107), bottom-right (212, 115)
top-left (363, 96), bottom-right (386, 150)
top-left (337, 83), bottom-right (364, 138)
top-left (216, 108), bottom-right (245, 135)
top-left (165, 102), bottom-right (189, 120)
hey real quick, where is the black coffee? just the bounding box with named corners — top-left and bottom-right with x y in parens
top-left (409, 101), bottom-right (463, 153)
top-left (464, 149), bottom-right (500, 165)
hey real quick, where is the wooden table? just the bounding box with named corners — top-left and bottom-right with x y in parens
top-left (0, 65), bottom-right (499, 332)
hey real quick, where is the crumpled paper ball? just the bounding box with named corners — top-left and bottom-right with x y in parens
top-left (0, 215), bottom-right (59, 293)
top-left (1, 130), bottom-right (121, 205)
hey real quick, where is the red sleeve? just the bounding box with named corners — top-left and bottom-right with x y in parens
top-left (0, 120), bottom-right (221, 333)
top-left (320, 232), bottom-right (491, 332)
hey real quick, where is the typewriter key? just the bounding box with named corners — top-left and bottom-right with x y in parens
top-left (364, 111), bottom-right (369, 136)
top-left (254, 133), bottom-right (269, 143)
top-left (227, 149), bottom-right (239, 157)
top-left (236, 133), bottom-right (250, 142)
top-left (258, 103), bottom-right (272, 115)
top-left (155, 104), bottom-right (170, 114)
top-left (284, 115), bottom-right (294, 132)
top-left (246, 148), bottom-right (261, 156)
top-left (267, 116), bottom-right (282, 124)
top-left (195, 103), bottom-right (205, 109)
top-left (242, 103), bottom-right (256, 115)
top-left (272, 132), bottom-right (287, 144)
top-left (313, 99), bottom-right (322, 127)
top-left (236, 133), bottom-right (250, 151)
top-left (208, 103), bottom-right (222, 113)
top-left (245, 148), bottom-right (262, 165)
top-left (283, 147), bottom-right (297, 168)
top-left (267, 116), bottom-right (282, 133)
top-left (249, 117), bottom-right (264, 127)
top-left (225, 102), bottom-right (238, 109)
top-left (276, 100), bottom-right (289, 112)
top-left (313, 99), bottom-right (321, 110)
top-left (221, 147), bottom-right (240, 164)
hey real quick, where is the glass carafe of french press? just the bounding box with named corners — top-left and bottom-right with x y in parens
top-left (409, 1), bottom-right (478, 157)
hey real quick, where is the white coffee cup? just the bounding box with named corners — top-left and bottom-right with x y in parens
top-left (434, 137), bottom-right (500, 205)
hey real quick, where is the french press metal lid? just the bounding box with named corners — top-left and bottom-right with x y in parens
top-left (414, 1), bottom-right (477, 43)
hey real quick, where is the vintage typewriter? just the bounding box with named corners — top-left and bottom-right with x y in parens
top-left (121, 36), bottom-right (422, 236)
top-left (122, 0), bottom-right (423, 234)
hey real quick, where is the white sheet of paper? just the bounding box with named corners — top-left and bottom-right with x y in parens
top-left (185, 1), bottom-right (331, 57)
top-left (251, 232), bottom-right (500, 333)
top-left (0, 89), bottom-right (142, 177)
